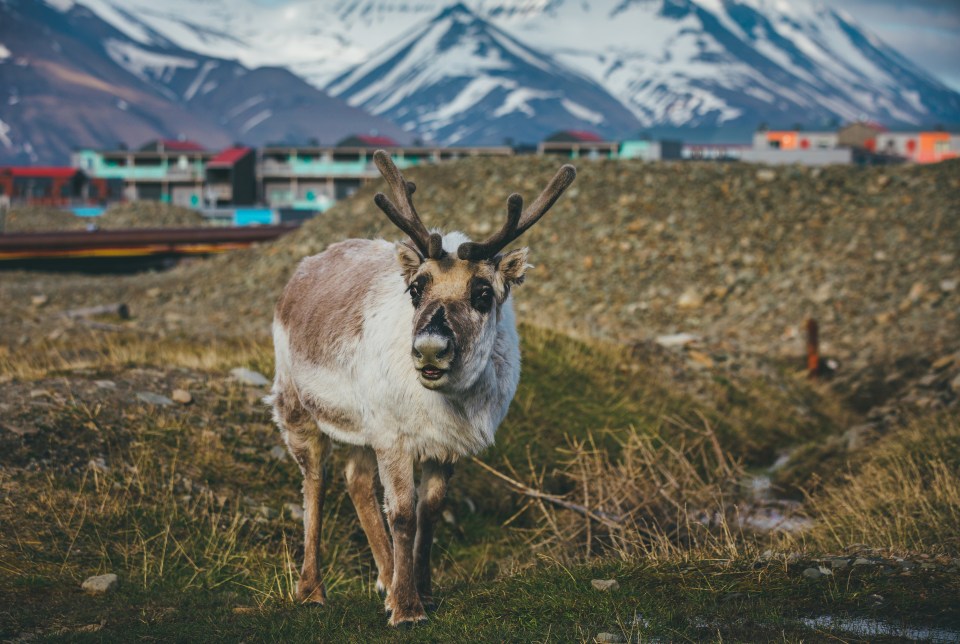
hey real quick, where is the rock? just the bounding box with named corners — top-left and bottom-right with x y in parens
top-left (94, 380), bottom-right (116, 389)
top-left (941, 279), bottom-right (958, 293)
top-left (88, 457), bottom-right (109, 473)
top-left (283, 502), bottom-right (304, 521)
top-left (687, 350), bottom-right (714, 368)
top-left (146, 287), bottom-right (162, 298)
top-left (827, 558), bottom-right (849, 569)
top-left (591, 579), bottom-right (619, 591)
top-left (595, 633), bottom-right (625, 643)
top-left (171, 389), bottom-right (193, 404)
top-left (655, 333), bottom-right (700, 348)
top-left (677, 288), bottom-right (704, 310)
top-left (442, 508), bottom-right (456, 525)
top-left (31, 294), bottom-right (49, 307)
top-left (853, 557), bottom-right (875, 566)
top-left (136, 392), bottom-right (173, 406)
top-left (802, 567), bottom-right (829, 580)
top-left (230, 368), bottom-right (270, 387)
top-left (756, 169), bottom-right (776, 182)
top-left (269, 445), bottom-right (288, 462)
top-left (81, 573), bottom-right (119, 594)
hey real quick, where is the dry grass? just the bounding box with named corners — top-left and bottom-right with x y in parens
top-left (802, 412), bottom-right (960, 555)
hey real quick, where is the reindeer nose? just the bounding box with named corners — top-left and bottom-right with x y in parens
top-left (414, 306), bottom-right (453, 363)
top-left (413, 334), bottom-right (452, 362)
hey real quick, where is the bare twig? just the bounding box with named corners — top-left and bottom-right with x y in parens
top-left (469, 456), bottom-right (623, 527)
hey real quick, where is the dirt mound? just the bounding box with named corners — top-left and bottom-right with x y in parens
top-left (145, 158), bottom-right (959, 365)
top-left (98, 202), bottom-right (211, 228)
top-left (2, 202), bottom-right (211, 232)
top-left (1, 206), bottom-right (90, 232)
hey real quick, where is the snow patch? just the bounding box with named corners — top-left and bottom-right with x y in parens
top-left (239, 109), bottom-right (272, 133)
top-left (561, 98), bottom-right (604, 124)
top-left (104, 39), bottom-right (196, 82)
top-left (0, 118), bottom-right (12, 149)
top-left (183, 60), bottom-right (217, 100)
top-left (0, 44), bottom-right (11, 61)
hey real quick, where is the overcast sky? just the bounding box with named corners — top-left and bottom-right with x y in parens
top-left (821, 0), bottom-right (960, 91)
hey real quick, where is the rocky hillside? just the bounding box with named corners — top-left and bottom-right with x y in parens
top-left (3, 158), bottom-right (958, 410)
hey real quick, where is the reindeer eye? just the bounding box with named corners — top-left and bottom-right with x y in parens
top-left (471, 281), bottom-right (494, 313)
top-left (408, 277), bottom-right (426, 308)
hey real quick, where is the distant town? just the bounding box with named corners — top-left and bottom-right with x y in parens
top-left (1, 123), bottom-right (957, 227)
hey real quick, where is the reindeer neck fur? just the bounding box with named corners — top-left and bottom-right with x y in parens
top-left (271, 233), bottom-right (521, 462)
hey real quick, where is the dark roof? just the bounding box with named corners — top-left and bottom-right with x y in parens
top-left (336, 134), bottom-right (400, 148)
top-left (207, 146), bottom-right (253, 167)
top-left (543, 130), bottom-right (607, 143)
top-left (140, 139), bottom-right (207, 152)
top-left (0, 166), bottom-right (82, 179)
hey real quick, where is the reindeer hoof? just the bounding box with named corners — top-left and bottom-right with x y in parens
top-left (389, 611), bottom-right (428, 628)
top-left (296, 579), bottom-right (326, 605)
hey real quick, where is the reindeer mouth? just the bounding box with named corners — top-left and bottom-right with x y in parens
top-left (419, 366), bottom-right (447, 381)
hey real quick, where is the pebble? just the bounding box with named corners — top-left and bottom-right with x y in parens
top-left (655, 333), bottom-right (700, 348)
top-left (802, 567), bottom-right (830, 580)
top-left (94, 380), bottom-right (116, 389)
top-left (591, 579), bottom-right (619, 591)
top-left (31, 294), bottom-right (48, 307)
top-left (283, 502), bottom-right (304, 521)
top-left (171, 389), bottom-right (193, 404)
top-left (136, 392), bottom-right (174, 406)
top-left (595, 633), bottom-right (625, 643)
top-left (81, 573), bottom-right (119, 594)
top-left (268, 445), bottom-right (288, 461)
top-left (853, 558), bottom-right (875, 566)
top-left (230, 368), bottom-right (271, 387)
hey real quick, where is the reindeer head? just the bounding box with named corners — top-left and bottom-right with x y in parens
top-left (373, 150), bottom-right (576, 392)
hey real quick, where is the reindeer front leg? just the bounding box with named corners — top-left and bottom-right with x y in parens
top-left (414, 459), bottom-right (453, 609)
top-left (376, 448), bottom-right (426, 626)
top-left (286, 432), bottom-right (331, 604)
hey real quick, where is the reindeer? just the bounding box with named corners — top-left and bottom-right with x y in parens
top-left (268, 150), bottom-right (575, 626)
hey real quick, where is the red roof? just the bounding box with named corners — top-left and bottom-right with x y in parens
top-left (207, 146), bottom-right (252, 167)
top-left (158, 139), bottom-right (206, 152)
top-left (0, 166), bottom-right (81, 178)
top-left (564, 130), bottom-right (603, 142)
top-left (354, 135), bottom-right (399, 147)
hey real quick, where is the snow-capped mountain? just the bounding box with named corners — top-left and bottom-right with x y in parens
top-left (328, 3), bottom-right (641, 145)
top-left (58, 0), bottom-right (960, 137)
top-left (4, 0), bottom-right (959, 162)
top-left (0, 0), bottom-right (410, 164)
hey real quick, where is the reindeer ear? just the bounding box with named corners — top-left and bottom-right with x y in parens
top-left (496, 247), bottom-right (531, 286)
top-left (396, 241), bottom-right (424, 282)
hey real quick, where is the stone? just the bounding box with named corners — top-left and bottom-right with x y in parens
top-left (595, 633), bottom-right (625, 643)
top-left (687, 350), bottom-right (714, 368)
top-left (31, 294), bottom-right (48, 307)
top-left (269, 445), bottom-right (288, 461)
top-left (136, 392), bottom-right (173, 406)
top-left (82, 573), bottom-right (119, 594)
top-left (677, 288), bottom-right (704, 310)
top-left (284, 502), bottom-right (304, 521)
top-left (230, 368), bottom-right (270, 387)
top-left (655, 333), bottom-right (700, 348)
top-left (591, 579), bottom-right (619, 591)
top-left (853, 558), bottom-right (875, 566)
top-left (171, 389), bottom-right (193, 405)
top-left (94, 380), bottom-right (116, 389)
top-left (940, 279), bottom-right (958, 293)
top-left (756, 169), bottom-right (776, 182)
top-left (802, 567), bottom-right (828, 580)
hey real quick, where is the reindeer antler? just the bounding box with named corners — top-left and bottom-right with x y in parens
top-left (457, 164), bottom-right (576, 261)
top-left (373, 150), bottom-right (445, 259)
